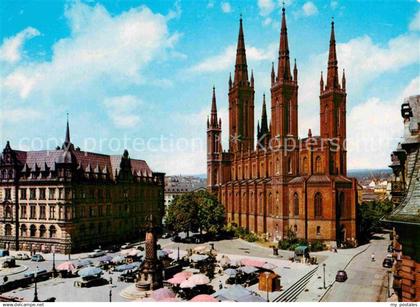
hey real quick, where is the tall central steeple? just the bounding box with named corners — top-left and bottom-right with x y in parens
top-left (234, 16), bottom-right (249, 86)
top-left (228, 16), bottom-right (254, 153)
top-left (277, 7), bottom-right (292, 82)
top-left (326, 19), bottom-right (339, 90)
top-left (210, 86), bottom-right (218, 126)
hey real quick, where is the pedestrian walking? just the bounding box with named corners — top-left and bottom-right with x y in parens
top-left (371, 253), bottom-right (375, 262)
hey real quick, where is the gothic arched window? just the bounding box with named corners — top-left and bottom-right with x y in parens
top-left (303, 157), bottom-right (308, 174)
top-left (315, 156), bottom-right (322, 174)
top-left (30, 224), bottom-right (36, 237)
top-left (339, 192), bottom-right (345, 218)
top-left (314, 192), bottom-right (323, 218)
top-left (39, 225), bottom-right (46, 238)
top-left (293, 193), bottom-right (299, 216)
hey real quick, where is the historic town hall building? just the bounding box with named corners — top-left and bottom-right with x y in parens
top-left (207, 9), bottom-right (358, 244)
top-left (0, 121), bottom-right (164, 253)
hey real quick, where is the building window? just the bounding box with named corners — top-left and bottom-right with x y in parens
top-left (49, 205), bottom-right (56, 220)
top-left (4, 205), bottom-right (12, 219)
top-left (49, 225), bottom-right (57, 238)
top-left (303, 157), bottom-right (308, 174)
top-left (293, 224), bottom-right (297, 233)
top-left (29, 188), bottom-right (36, 200)
top-left (338, 192), bottom-right (345, 218)
top-left (314, 192), bottom-right (323, 218)
top-left (39, 225), bottom-right (46, 238)
top-left (20, 205), bottom-right (27, 219)
top-left (293, 193), bottom-right (299, 216)
top-left (20, 189), bottom-right (27, 200)
top-left (315, 156), bottom-right (322, 174)
top-left (30, 224), bottom-right (36, 237)
top-left (58, 188), bottom-right (64, 200)
top-left (288, 158), bottom-right (293, 174)
top-left (20, 224), bottom-right (27, 236)
top-left (89, 207), bottom-right (95, 217)
top-left (316, 226), bottom-right (321, 235)
top-left (39, 206), bottom-right (46, 219)
top-left (4, 188), bottom-right (11, 200)
top-left (39, 188), bottom-right (46, 200)
top-left (30, 205), bottom-right (36, 219)
top-left (5, 224), bottom-right (12, 236)
top-left (48, 188), bottom-right (56, 200)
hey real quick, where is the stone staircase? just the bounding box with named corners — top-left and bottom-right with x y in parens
top-left (273, 266), bottom-right (318, 302)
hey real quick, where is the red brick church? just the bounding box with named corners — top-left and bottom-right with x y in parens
top-left (207, 8), bottom-right (358, 245)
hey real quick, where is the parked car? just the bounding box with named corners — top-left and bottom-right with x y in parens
top-left (0, 249), bottom-right (9, 257)
top-left (120, 243), bottom-right (134, 250)
top-left (15, 253), bottom-right (30, 260)
top-left (161, 232), bottom-right (172, 239)
top-left (171, 235), bottom-right (181, 243)
top-left (24, 269), bottom-right (48, 278)
top-left (106, 245), bottom-right (120, 253)
top-left (0, 256), bottom-right (15, 268)
top-left (335, 270), bottom-right (348, 282)
top-left (88, 249), bottom-right (107, 258)
top-left (383, 257), bottom-right (393, 268)
top-left (31, 254), bottom-right (45, 262)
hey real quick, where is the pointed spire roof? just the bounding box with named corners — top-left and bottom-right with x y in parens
top-left (234, 15), bottom-right (249, 86)
top-left (326, 18), bottom-right (339, 90)
top-left (62, 113), bottom-right (74, 150)
top-left (210, 86), bottom-right (218, 127)
top-left (260, 94), bottom-right (269, 135)
top-left (277, 6), bottom-right (291, 81)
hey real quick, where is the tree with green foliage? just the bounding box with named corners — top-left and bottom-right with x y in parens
top-left (357, 199), bottom-right (393, 243)
top-left (195, 190), bottom-right (225, 235)
top-left (164, 190), bottom-right (225, 237)
top-left (164, 192), bottom-right (198, 236)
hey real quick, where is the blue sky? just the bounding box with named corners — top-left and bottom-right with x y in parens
top-left (0, 0), bottom-right (419, 175)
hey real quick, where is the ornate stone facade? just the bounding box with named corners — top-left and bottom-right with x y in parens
top-left (0, 121), bottom-right (164, 253)
top-left (207, 9), bottom-right (358, 244)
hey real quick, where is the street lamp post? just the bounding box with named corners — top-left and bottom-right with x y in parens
top-left (387, 270), bottom-right (392, 298)
top-left (33, 266), bottom-right (39, 302)
top-left (323, 263), bottom-right (326, 289)
top-left (52, 246), bottom-right (56, 277)
top-left (264, 272), bottom-right (270, 302)
top-left (109, 277), bottom-right (113, 302)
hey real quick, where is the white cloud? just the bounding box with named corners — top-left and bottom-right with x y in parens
top-left (221, 2), bottom-right (232, 13)
top-left (0, 107), bottom-right (42, 123)
top-left (330, 0), bottom-right (338, 10)
top-left (297, 30), bottom-right (419, 138)
top-left (409, 10), bottom-right (420, 31)
top-left (302, 1), bottom-right (318, 16)
top-left (1, 2), bottom-right (178, 102)
top-left (0, 27), bottom-right (40, 63)
top-left (186, 43), bottom-right (276, 74)
top-left (103, 95), bottom-right (142, 128)
top-left (207, 1), bottom-right (215, 9)
top-left (258, 0), bottom-right (275, 16)
top-left (346, 76), bottom-right (419, 169)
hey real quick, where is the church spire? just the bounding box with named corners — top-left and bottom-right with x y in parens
top-left (62, 113), bottom-right (73, 150)
top-left (234, 15), bottom-right (249, 86)
top-left (277, 6), bottom-right (291, 81)
top-left (326, 18), bottom-right (339, 90)
top-left (210, 86), bottom-right (218, 127)
top-left (260, 94), bottom-right (269, 135)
